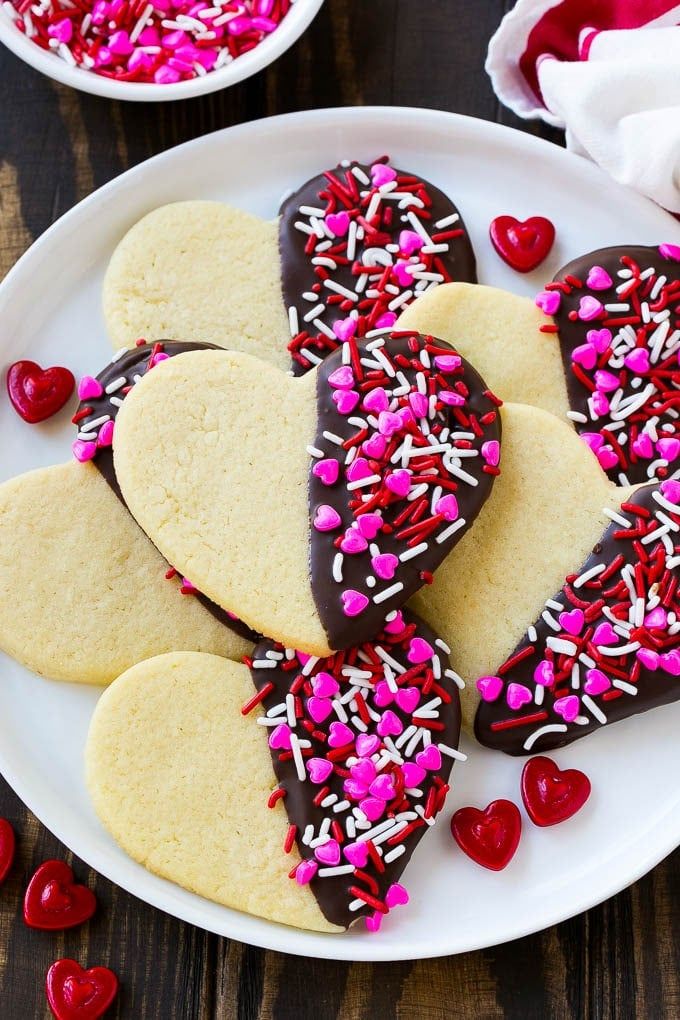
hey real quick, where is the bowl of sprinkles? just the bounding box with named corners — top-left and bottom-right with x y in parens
top-left (0, 0), bottom-right (324, 100)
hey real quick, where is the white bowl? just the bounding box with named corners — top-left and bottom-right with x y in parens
top-left (0, 0), bottom-right (324, 101)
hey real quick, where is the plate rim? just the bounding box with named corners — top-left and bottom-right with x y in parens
top-left (1, 105), bottom-right (679, 961)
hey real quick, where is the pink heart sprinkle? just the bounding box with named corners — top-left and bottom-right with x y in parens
top-left (377, 709), bottom-right (403, 737)
top-left (401, 762), bottom-right (426, 788)
top-left (328, 721), bottom-right (354, 748)
top-left (657, 437), bottom-right (680, 461)
top-left (307, 757), bottom-right (334, 784)
top-left (596, 446), bottom-right (619, 471)
top-left (385, 883), bottom-right (409, 908)
top-left (624, 347), bottom-right (650, 374)
top-left (553, 694), bottom-right (580, 723)
top-left (344, 778), bottom-right (368, 800)
top-left (149, 351), bottom-right (169, 368)
top-left (407, 637), bottom-right (434, 664)
top-left (581, 431), bottom-right (604, 453)
top-left (97, 420), bottom-right (114, 448)
top-left (307, 697), bottom-right (334, 724)
top-left (77, 375), bottom-right (104, 401)
top-left (341, 527), bottom-right (369, 554)
top-left (392, 261), bottom-right (414, 288)
top-left (333, 389), bottom-right (360, 415)
top-left (371, 163), bottom-right (397, 187)
top-left (362, 434), bottom-right (387, 459)
top-left (476, 675), bottom-right (503, 702)
top-left (377, 410), bottom-right (403, 437)
top-left (372, 553), bottom-right (399, 580)
top-left (373, 681), bottom-right (394, 707)
top-left (415, 745), bottom-right (442, 771)
top-left (434, 493), bottom-right (459, 521)
top-left (315, 839), bottom-right (341, 866)
top-left (311, 671), bottom-right (339, 698)
top-left (644, 607), bottom-right (667, 629)
top-left (578, 296), bottom-right (604, 321)
top-left (347, 457), bottom-right (373, 482)
top-left (369, 774), bottom-right (396, 801)
top-left (344, 841), bottom-right (369, 868)
top-left (375, 312), bottom-right (397, 329)
top-left (399, 229), bottom-right (424, 255)
top-left (659, 243), bottom-right (680, 262)
top-left (481, 440), bottom-right (500, 467)
top-left (356, 733), bottom-right (380, 757)
top-left (397, 407), bottom-right (414, 428)
top-left (357, 513), bottom-right (382, 539)
top-left (363, 387), bottom-right (389, 414)
top-left (632, 433), bottom-right (654, 459)
top-left (313, 458), bottom-right (340, 486)
top-left (637, 647), bottom-right (660, 670)
top-left (328, 365), bottom-right (355, 389)
top-left (386, 469), bottom-right (411, 498)
top-left (365, 911), bottom-right (382, 933)
top-left (296, 651), bottom-right (311, 665)
top-left (326, 211), bottom-right (350, 237)
top-left (434, 354), bottom-right (462, 372)
top-left (571, 343), bottom-right (597, 370)
top-left (535, 290), bottom-right (561, 315)
top-left (660, 650), bottom-right (680, 675)
top-left (268, 723), bottom-right (291, 750)
top-left (108, 28), bottom-right (133, 54)
top-left (409, 392), bottom-right (429, 418)
top-left (559, 608), bottom-right (584, 636)
top-left (360, 797), bottom-right (385, 822)
top-left (587, 328), bottom-right (612, 353)
top-left (593, 622), bottom-right (618, 646)
top-left (295, 860), bottom-right (318, 885)
top-left (439, 390), bottom-right (465, 406)
top-left (586, 266), bottom-right (613, 290)
top-left (333, 317), bottom-right (357, 343)
top-left (395, 686), bottom-right (420, 714)
top-left (341, 589), bottom-right (369, 617)
top-left (383, 610), bottom-right (406, 634)
top-left (48, 16), bottom-right (73, 42)
top-left (533, 660), bottom-right (554, 687)
top-left (506, 683), bottom-right (532, 711)
top-left (584, 669), bottom-right (611, 696)
top-left (590, 391), bottom-right (610, 416)
top-left (72, 440), bottom-right (97, 463)
top-left (594, 369), bottom-right (619, 392)
top-left (351, 759), bottom-right (377, 786)
top-left (661, 479), bottom-right (680, 503)
top-left (313, 504), bottom-right (341, 532)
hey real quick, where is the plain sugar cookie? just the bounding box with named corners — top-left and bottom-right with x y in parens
top-left (0, 462), bottom-right (250, 684)
top-left (113, 333), bottom-right (501, 654)
top-left (103, 201), bottom-right (290, 369)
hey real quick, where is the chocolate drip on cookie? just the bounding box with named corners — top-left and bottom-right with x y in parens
top-left (73, 341), bottom-right (258, 644)
top-left (279, 159), bottom-right (476, 375)
top-left (308, 331), bottom-right (502, 651)
top-left (247, 610), bottom-right (461, 929)
top-left (474, 482), bottom-right (680, 755)
top-left (548, 244), bottom-right (680, 485)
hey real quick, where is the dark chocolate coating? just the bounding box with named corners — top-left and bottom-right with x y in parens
top-left (552, 244), bottom-right (680, 484)
top-left (249, 610), bottom-right (461, 928)
top-left (279, 161), bottom-right (477, 375)
top-left (309, 333), bottom-right (501, 650)
top-left (475, 484), bottom-right (680, 755)
top-left (75, 341), bottom-right (258, 644)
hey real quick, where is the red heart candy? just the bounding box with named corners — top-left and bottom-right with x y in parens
top-left (489, 215), bottom-right (556, 273)
top-left (0, 818), bottom-right (16, 884)
top-left (46, 959), bottom-right (118, 1020)
top-left (450, 799), bottom-right (521, 871)
top-left (24, 860), bottom-right (97, 930)
top-left (521, 755), bottom-right (591, 827)
top-left (6, 360), bottom-right (75, 424)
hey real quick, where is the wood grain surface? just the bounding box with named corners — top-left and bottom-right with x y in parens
top-left (0, 1), bottom-right (678, 1016)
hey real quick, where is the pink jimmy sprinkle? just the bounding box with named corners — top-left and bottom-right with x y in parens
top-left (8, 0), bottom-right (293, 84)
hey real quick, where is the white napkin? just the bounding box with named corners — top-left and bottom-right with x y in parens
top-left (538, 28), bottom-right (680, 213)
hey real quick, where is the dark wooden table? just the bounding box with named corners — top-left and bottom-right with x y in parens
top-left (1, 1), bottom-right (678, 1016)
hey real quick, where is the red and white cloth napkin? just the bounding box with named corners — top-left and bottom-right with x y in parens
top-left (487, 0), bottom-right (680, 212)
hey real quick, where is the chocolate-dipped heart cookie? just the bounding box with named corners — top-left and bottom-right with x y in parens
top-left (113, 331), bottom-right (501, 655)
top-left (280, 158), bottom-right (476, 374)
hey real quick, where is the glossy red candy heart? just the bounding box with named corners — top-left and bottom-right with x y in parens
top-left (489, 215), bottom-right (555, 273)
top-left (0, 818), bottom-right (16, 884)
top-left (46, 959), bottom-right (118, 1020)
top-left (450, 798), bottom-right (521, 871)
top-left (24, 860), bottom-right (97, 930)
top-left (521, 755), bottom-right (591, 827)
top-left (6, 360), bottom-right (75, 423)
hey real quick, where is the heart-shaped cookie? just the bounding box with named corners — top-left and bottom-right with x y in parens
top-left (113, 332), bottom-right (501, 654)
top-left (0, 461), bottom-right (250, 684)
top-left (280, 159), bottom-right (476, 374)
top-left (547, 244), bottom-right (680, 485)
top-left (86, 611), bottom-right (462, 932)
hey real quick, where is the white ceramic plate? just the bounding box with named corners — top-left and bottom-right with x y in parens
top-left (1, 108), bottom-right (679, 962)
